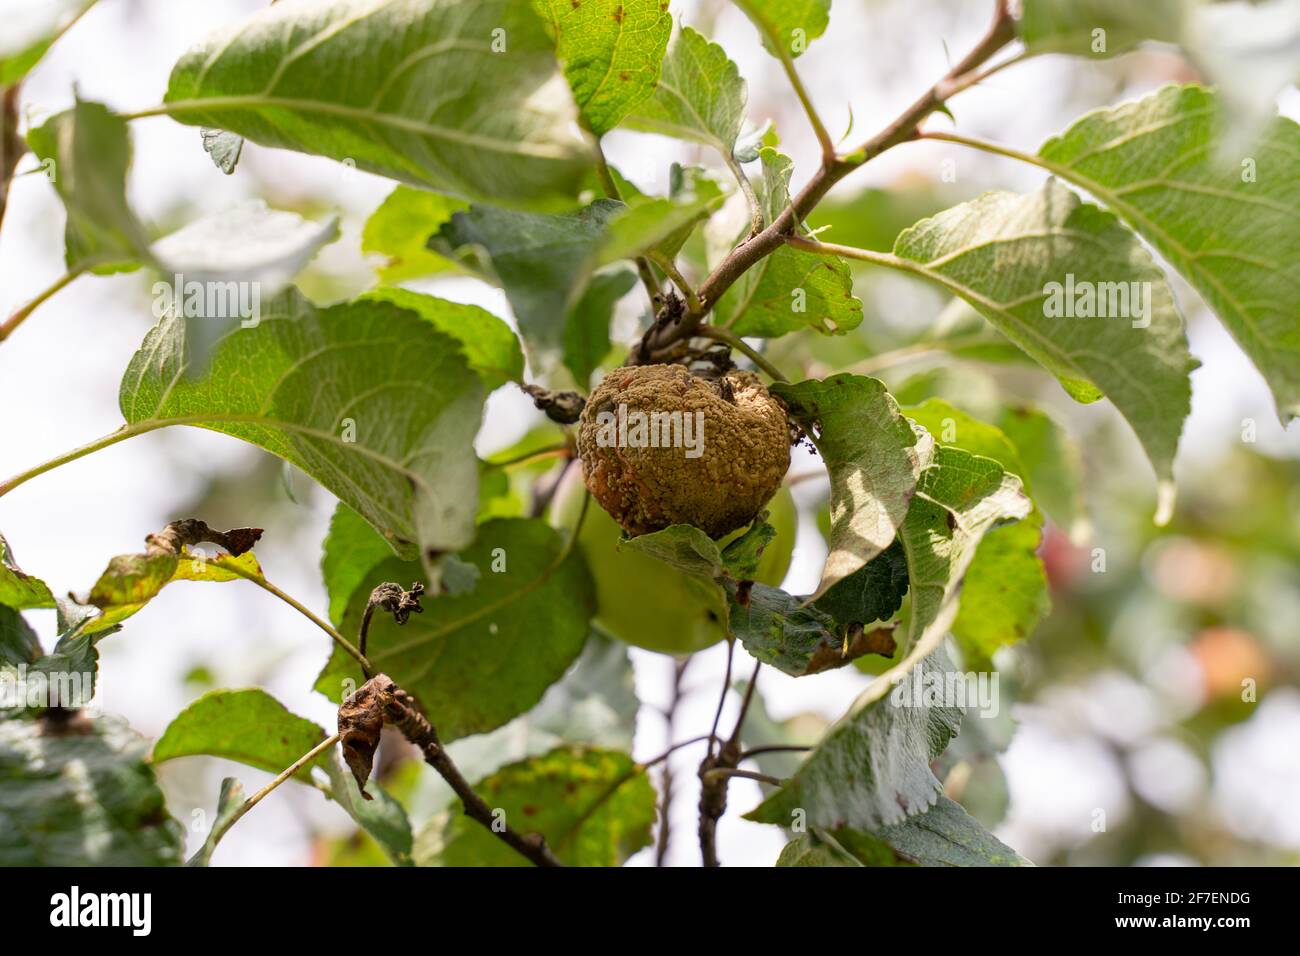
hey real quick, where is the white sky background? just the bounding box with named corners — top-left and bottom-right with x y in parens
top-left (1, 0), bottom-right (1297, 866)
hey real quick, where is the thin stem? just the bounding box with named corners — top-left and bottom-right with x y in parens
top-left (0, 266), bottom-right (87, 343)
top-left (724, 154), bottom-right (765, 237)
top-left (738, 744), bottom-right (811, 761)
top-left (700, 767), bottom-right (783, 787)
top-left (727, 659), bottom-right (762, 749)
top-left (655, 656), bottom-right (693, 867)
top-left (707, 638), bottom-right (735, 757)
top-left (209, 734), bottom-right (341, 851)
top-left (843, 332), bottom-right (1010, 375)
top-left (593, 140), bottom-right (661, 309)
top-left (918, 128), bottom-right (1053, 172)
top-left (650, 254), bottom-right (701, 314)
top-left (217, 560), bottom-right (372, 673)
top-left (778, 50), bottom-right (835, 161)
top-left (0, 421), bottom-right (164, 498)
top-left (485, 442), bottom-right (572, 469)
top-left (695, 326), bottom-right (789, 381)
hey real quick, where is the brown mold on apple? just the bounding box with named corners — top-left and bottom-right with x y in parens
top-left (576, 364), bottom-right (791, 538)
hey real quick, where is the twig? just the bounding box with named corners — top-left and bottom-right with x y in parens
top-left (707, 638), bottom-right (736, 757)
top-left (378, 677), bottom-right (563, 866)
top-left (628, 0), bottom-right (1018, 366)
top-left (738, 744), bottom-right (812, 760)
top-left (700, 767), bottom-right (783, 787)
top-left (521, 384), bottom-right (586, 424)
top-left (0, 266), bottom-right (87, 343)
top-left (655, 655), bottom-right (693, 866)
top-left (724, 153), bottom-right (765, 237)
top-left (0, 85), bottom-right (23, 236)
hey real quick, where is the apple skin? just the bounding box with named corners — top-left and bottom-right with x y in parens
top-left (549, 468), bottom-right (797, 655)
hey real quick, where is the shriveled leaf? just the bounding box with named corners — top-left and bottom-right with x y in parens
top-left (533, 0), bottom-right (672, 136)
top-left (0, 715), bottom-right (183, 866)
top-left (625, 25), bottom-right (747, 156)
top-left (151, 688), bottom-right (327, 782)
top-left (0, 0), bottom-right (97, 86)
top-left (564, 268), bottom-right (637, 386)
top-left (773, 375), bottom-right (931, 599)
top-left (120, 289), bottom-right (485, 562)
top-left (747, 645), bottom-right (962, 830)
top-left (733, 0), bottom-right (830, 60)
top-left (81, 548), bottom-right (262, 637)
top-left (1038, 85), bottom-right (1300, 422)
top-left (199, 128), bottom-right (243, 175)
top-left (164, 0), bottom-right (592, 208)
top-left (361, 186), bottom-right (467, 283)
top-left (360, 287), bottom-right (524, 390)
top-left (892, 178), bottom-right (1196, 517)
top-left (316, 518), bottom-right (594, 742)
top-left (717, 149), bottom-right (862, 336)
top-left (415, 746), bottom-right (655, 866)
top-left (186, 777), bottom-right (244, 867)
top-left (433, 200), bottom-right (623, 371)
top-left (0, 532), bottom-right (55, 611)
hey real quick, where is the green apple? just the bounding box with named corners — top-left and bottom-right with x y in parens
top-left (549, 468), bottom-right (797, 655)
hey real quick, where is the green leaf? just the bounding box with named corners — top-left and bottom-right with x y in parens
top-left (1018, 0), bottom-right (1182, 56)
top-left (316, 518), bottom-right (595, 742)
top-left (27, 99), bottom-right (149, 273)
top-left (0, 714), bottom-right (183, 866)
top-left (0, 1), bottom-right (97, 86)
top-left (361, 186), bottom-right (467, 283)
top-left (811, 539), bottom-right (909, 630)
top-left (952, 515), bottom-right (1050, 665)
top-left (433, 200), bottom-right (623, 371)
top-left (324, 751), bottom-right (414, 866)
top-left (186, 776), bottom-right (244, 867)
top-left (746, 645), bottom-right (962, 830)
top-left (1037, 84), bottom-right (1300, 422)
top-left (359, 287), bottom-right (524, 390)
top-left (899, 445), bottom-right (1033, 662)
top-left (564, 268), bottom-right (637, 386)
top-left (733, 0), bottom-right (830, 60)
top-left (533, 0), bottom-right (672, 136)
top-left (620, 519), bottom-right (775, 581)
top-left (0, 532), bottom-right (54, 611)
top-left (120, 289), bottom-right (486, 562)
top-left (625, 24), bottom-right (748, 157)
top-left (903, 401), bottom-right (1050, 662)
top-left (717, 149), bottom-right (862, 336)
top-left (423, 634), bottom-right (638, 808)
top-left (599, 166), bottom-right (726, 263)
top-left (322, 504), bottom-right (402, 628)
top-left (0, 606), bottom-right (40, 673)
top-left (415, 746), bottom-right (655, 866)
top-left (776, 796), bottom-right (1026, 866)
top-left (773, 375), bottom-right (932, 599)
top-left (994, 404), bottom-right (1088, 539)
top-left (164, 0), bottom-right (592, 209)
top-left (81, 547), bottom-right (262, 637)
top-left (891, 178), bottom-right (1196, 516)
top-left (725, 581), bottom-right (898, 677)
top-left (151, 688), bottom-right (327, 782)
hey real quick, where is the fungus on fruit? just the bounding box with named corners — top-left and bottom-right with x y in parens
top-left (576, 364), bottom-right (792, 538)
